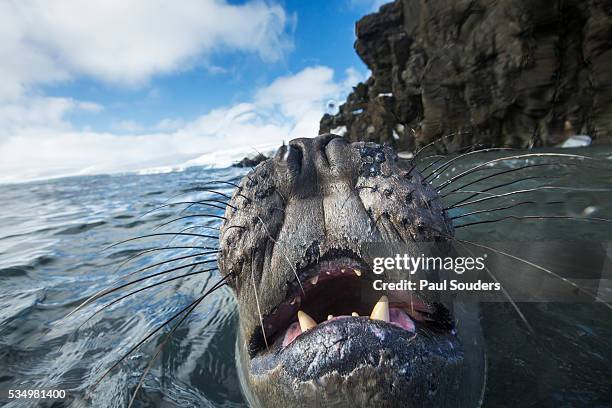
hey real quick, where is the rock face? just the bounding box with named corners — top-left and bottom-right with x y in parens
top-left (320, 0), bottom-right (612, 151)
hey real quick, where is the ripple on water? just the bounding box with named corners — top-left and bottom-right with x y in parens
top-left (55, 221), bottom-right (107, 235)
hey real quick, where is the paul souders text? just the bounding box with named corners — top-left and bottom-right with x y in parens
top-left (373, 279), bottom-right (501, 292)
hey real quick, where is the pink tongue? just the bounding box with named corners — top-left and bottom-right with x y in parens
top-left (282, 322), bottom-right (302, 347)
top-left (389, 307), bottom-right (416, 332)
top-left (280, 308), bottom-right (415, 348)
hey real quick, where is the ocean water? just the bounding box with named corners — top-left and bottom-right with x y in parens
top-left (0, 146), bottom-right (611, 407)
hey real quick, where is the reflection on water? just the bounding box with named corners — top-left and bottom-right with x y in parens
top-left (0, 166), bottom-right (248, 408)
top-left (0, 146), bottom-right (610, 407)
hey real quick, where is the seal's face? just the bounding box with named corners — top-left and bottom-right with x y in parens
top-left (218, 135), bottom-right (473, 407)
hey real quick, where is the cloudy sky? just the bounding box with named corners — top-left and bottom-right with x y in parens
top-left (0, 0), bottom-right (388, 183)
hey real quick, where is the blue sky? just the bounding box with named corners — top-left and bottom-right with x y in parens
top-left (0, 0), bottom-right (387, 182)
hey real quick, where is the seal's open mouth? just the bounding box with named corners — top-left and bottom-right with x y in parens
top-left (248, 253), bottom-right (458, 379)
top-left (218, 136), bottom-right (480, 405)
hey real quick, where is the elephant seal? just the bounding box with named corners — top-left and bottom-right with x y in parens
top-left (218, 134), bottom-right (486, 407)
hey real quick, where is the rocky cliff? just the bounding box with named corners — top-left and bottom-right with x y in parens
top-left (320, 0), bottom-right (612, 151)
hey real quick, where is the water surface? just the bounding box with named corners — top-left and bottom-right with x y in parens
top-left (0, 146), bottom-right (611, 407)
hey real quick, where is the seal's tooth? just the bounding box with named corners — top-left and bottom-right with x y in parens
top-left (327, 314), bottom-right (333, 320)
top-left (298, 310), bottom-right (317, 332)
top-left (369, 295), bottom-right (389, 322)
top-left (351, 312), bottom-right (359, 317)
top-left (309, 275), bottom-right (319, 285)
top-left (354, 269), bottom-right (362, 277)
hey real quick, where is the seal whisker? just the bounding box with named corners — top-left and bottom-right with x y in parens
top-left (125, 274), bottom-right (231, 408)
top-left (152, 214), bottom-right (227, 230)
top-left (102, 232), bottom-right (219, 252)
top-left (174, 188), bottom-right (233, 200)
top-left (438, 162), bottom-right (577, 194)
top-left (419, 142), bottom-right (484, 175)
top-left (250, 248), bottom-right (269, 351)
top-left (111, 250), bottom-right (218, 290)
top-left (152, 181), bottom-right (245, 215)
top-left (417, 138), bottom-right (486, 167)
top-left (440, 176), bottom-right (563, 198)
top-left (164, 225), bottom-right (221, 246)
top-left (172, 224), bottom-right (220, 234)
top-left (92, 262), bottom-right (218, 300)
top-left (255, 215), bottom-right (305, 296)
top-left (92, 296), bottom-right (202, 389)
top-left (424, 148), bottom-right (516, 182)
top-left (453, 215), bottom-right (612, 229)
top-left (455, 240), bottom-right (528, 333)
top-left (179, 200), bottom-right (237, 215)
top-left (92, 274), bottom-right (232, 392)
top-left (410, 131), bottom-right (470, 163)
top-left (435, 153), bottom-right (593, 191)
top-left (455, 239), bottom-right (612, 310)
top-left (416, 154), bottom-right (445, 163)
top-left (444, 190), bottom-right (500, 198)
top-left (66, 262), bottom-right (218, 318)
top-left (153, 222), bottom-right (220, 233)
top-left (450, 201), bottom-right (537, 220)
top-left (418, 156), bottom-right (445, 175)
top-left (141, 200), bottom-right (229, 220)
top-left (164, 224), bottom-right (241, 248)
top-left (443, 175), bottom-right (564, 208)
top-left (407, 131), bottom-right (470, 175)
top-left (112, 246), bottom-right (218, 275)
top-left (446, 186), bottom-right (612, 210)
top-left (62, 235), bottom-right (219, 318)
top-left (163, 186), bottom-right (250, 205)
top-left (77, 267), bottom-right (218, 330)
top-left (172, 225), bottom-right (248, 233)
top-left (116, 251), bottom-right (219, 280)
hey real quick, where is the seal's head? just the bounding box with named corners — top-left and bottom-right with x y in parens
top-left (218, 135), bottom-right (483, 407)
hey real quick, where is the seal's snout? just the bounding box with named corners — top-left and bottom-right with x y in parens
top-left (218, 134), bottom-right (468, 407)
top-left (274, 134), bottom-right (361, 188)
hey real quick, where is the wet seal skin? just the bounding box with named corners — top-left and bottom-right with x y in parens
top-left (218, 134), bottom-right (486, 407)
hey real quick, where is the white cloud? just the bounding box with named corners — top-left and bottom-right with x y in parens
top-left (0, 0), bottom-right (303, 183)
top-left (155, 118), bottom-right (185, 131)
top-left (113, 120), bottom-right (146, 133)
top-left (77, 102), bottom-right (104, 113)
top-left (0, 66), bottom-right (364, 183)
top-left (343, 67), bottom-right (368, 89)
top-left (349, 0), bottom-right (390, 12)
top-left (0, 0), bottom-right (294, 98)
top-left (256, 67), bottom-right (341, 117)
top-left (254, 66), bottom-right (367, 140)
top-left (0, 96), bottom-right (102, 134)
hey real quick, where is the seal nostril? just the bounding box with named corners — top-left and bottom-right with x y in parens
top-left (286, 144), bottom-right (303, 174)
top-left (319, 134), bottom-right (340, 148)
top-left (319, 134), bottom-right (343, 166)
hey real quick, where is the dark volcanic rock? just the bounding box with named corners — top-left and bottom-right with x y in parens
top-left (233, 153), bottom-right (268, 168)
top-left (320, 0), bottom-right (612, 150)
